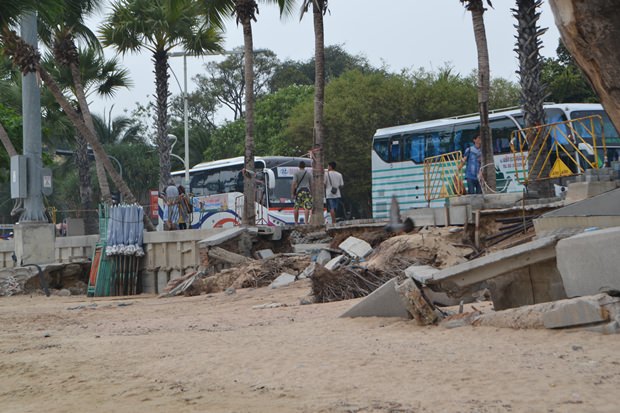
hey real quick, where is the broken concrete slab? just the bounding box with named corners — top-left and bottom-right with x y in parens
top-left (565, 181), bottom-right (618, 204)
top-left (404, 265), bottom-right (467, 306)
top-left (198, 227), bottom-right (246, 247)
top-left (338, 236), bottom-right (373, 259)
top-left (556, 227), bottom-right (620, 297)
top-left (411, 236), bottom-right (567, 310)
top-left (543, 297), bottom-right (609, 329)
top-left (324, 255), bottom-right (345, 271)
top-left (315, 249), bottom-right (332, 266)
top-left (340, 277), bottom-right (410, 319)
top-left (293, 243), bottom-right (331, 255)
top-left (269, 272), bottom-right (296, 289)
top-left (297, 262), bottom-right (316, 279)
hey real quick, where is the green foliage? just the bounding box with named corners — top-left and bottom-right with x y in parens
top-left (254, 85), bottom-right (314, 156)
top-left (203, 120), bottom-right (245, 161)
top-left (541, 41), bottom-right (598, 103)
top-left (0, 104), bottom-right (22, 183)
top-left (106, 142), bottom-right (159, 205)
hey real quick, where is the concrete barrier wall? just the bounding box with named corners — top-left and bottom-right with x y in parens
top-left (141, 228), bottom-right (226, 294)
top-left (2, 230), bottom-right (226, 294)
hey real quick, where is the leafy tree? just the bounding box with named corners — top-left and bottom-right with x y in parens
top-left (101, 0), bottom-right (224, 191)
top-left (541, 41), bottom-right (598, 103)
top-left (203, 119), bottom-right (246, 161)
top-left (194, 48), bottom-right (279, 120)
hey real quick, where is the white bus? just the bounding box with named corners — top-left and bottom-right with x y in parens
top-left (371, 103), bottom-right (620, 219)
top-left (160, 156), bottom-right (314, 229)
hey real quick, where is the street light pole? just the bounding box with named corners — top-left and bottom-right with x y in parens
top-left (183, 54), bottom-right (189, 185)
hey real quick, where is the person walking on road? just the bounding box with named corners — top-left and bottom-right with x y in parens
top-left (291, 161), bottom-right (313, 224)
top-left (325, 161), bottom-right (344, 223)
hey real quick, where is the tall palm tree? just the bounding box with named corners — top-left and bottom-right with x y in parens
top-left (202, 0), bottom-right (293, 226)
top-left (101, 0), bottom-right (224, 192)
top-left (1, 4), bottom-right (154, 230)
top-left (461, 0), bottom-right (495, 191)
top-left (513, 0), bottom-right (553, 197)
top-left (299, 0), bottom-right (327, 225)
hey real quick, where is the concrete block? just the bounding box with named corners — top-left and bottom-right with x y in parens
top-left (565, 181), bottom-right (617, 204)
top-left (402, 208), bottom-right (436, 226)
top-left (404, 265), bottom-right (439, 284)
top-left (141, 270), bottom-right (157, 294)
top-left (340, 277), bottom-right (410, 318)
top-left (543, 299), bottom-right (608, 329)
top-left (270, 272), bottom-right (296, 288)
top-left (338, 236), bottom-right (373, 259)
top-left (316, 249), bottom-right (332, 266)
top-left (256, 249), bottom-right (274, 259)
top-left (556, 227), bottom-right (620, 297)
top-left (14, 222), bottom-right (55, 266)
top-left (324, 255), bottom-right (345, 271)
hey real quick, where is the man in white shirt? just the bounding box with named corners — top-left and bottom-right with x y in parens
top-left (325, 161), bottom-right (344, 223)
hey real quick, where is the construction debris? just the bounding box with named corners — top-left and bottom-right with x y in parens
top-left (396, 278), bottom-right (443, 325)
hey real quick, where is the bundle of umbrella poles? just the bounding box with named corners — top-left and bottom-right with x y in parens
top-left (100, 204), bottom-right (145, 296)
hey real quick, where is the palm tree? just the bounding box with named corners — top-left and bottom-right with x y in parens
top-left (461, 0), bottom-right (495, 191)
top-left (43, 47), bottom-right (132, 233)
top-left (202, 0), bottom-right (294, 226)
top-left (101, 0), bottom-right (224, 192)
top-left (1, 3), bottom-right (154, 229)
top-left (299, 0), bottom-right (327, 225)
top-left (513, 0), bottom-right (553, 197)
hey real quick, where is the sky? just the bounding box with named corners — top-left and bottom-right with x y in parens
top-left (84, 0), bottom-right (562, 122)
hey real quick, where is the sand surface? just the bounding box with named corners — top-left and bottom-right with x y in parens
top-left (1, 281), bottom-right (619, 413)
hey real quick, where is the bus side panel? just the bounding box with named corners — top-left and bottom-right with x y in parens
top-left (371, 151), bottom-right (427, 219)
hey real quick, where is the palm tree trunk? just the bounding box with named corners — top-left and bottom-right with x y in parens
top-left (75, 132), bottom-right (98, 234)
top-left (310, 0), bottom-right (326, 225)
top-left (241, 18), bottom-right (256, 226)
top-left (69, 61), bottom-right (113, 203)
top-left (154, 50), bottom-right (172, 191)
top-left (0, 121), bottom-right (18, 157)
top-left (469, 1), bottom-right (496, 191)
top-left (515, 0), bottom-right (553, 197)
top-left (37, 66), bottom-right (155, 231)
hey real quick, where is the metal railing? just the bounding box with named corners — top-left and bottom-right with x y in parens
top-left (511, 115), bottom-right (607, 184)
top-left (424, 151), bottom-right (464, 203)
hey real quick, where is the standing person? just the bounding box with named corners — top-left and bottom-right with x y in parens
top-left (325, 161), bottom-right (344, 224)
top-left (164, 180), bottom-right (179, 230)
top-left (291, 161), bottom-right (313, 225)
top-left (461, 135), bottom-right (483, 194)
top-left (177, 185), bottom-right (191, 230)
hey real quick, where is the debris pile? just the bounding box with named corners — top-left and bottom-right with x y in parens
top-left (311, 228), bottom-right (473, 303)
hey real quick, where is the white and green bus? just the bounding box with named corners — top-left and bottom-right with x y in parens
top-left (371, 103), bottom-right (620, 219)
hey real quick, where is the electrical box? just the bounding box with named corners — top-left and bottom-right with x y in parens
top-left (10, 155), bottom-right (27, 199)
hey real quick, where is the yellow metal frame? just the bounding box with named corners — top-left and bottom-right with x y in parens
top-left (423, 151), bottom-right (464, 203)
top-left (511, 115), bottom-right (607, 185)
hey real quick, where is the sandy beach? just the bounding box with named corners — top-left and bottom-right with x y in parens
top-left (1, 280), bottom-right (619, 413)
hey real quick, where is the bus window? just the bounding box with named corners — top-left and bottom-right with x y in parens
top-left (404, 134), bottom-right (425, 163)
top-left (190, 170), bottom-right (209, 196)
top-left (425, 129), bottom-right (453, 158)
top-left (454, 122), bottom-right (480, 152)
top-left (220, 167), bottom-right (239, 193)
top-left (373, 138), bottom-right (390, 162)
top-left (390, 137), bottom-right (401, 162)
top-left (490, 117), bottom-right (520, 154)
top-left (546, 109), bottom-right (569, 145)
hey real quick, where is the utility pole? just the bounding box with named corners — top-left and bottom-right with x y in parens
top-left (13, 12), bottom-right (55, 266)
top-left (20, 12), bottom-right (45, 222)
